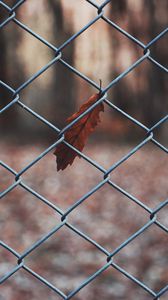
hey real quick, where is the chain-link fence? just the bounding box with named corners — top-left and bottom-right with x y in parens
top-left (0, 0), bottom-right (168, 299)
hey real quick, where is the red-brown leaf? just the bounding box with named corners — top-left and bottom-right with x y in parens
top-left (54, 92), bottom-right (104, 171)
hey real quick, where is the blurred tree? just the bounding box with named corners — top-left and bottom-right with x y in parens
top-left (0, 0), bottom-right (25, 131)
top-left (0, 25), bottom-right (8, 102)
top-left (109, 0), bottom-right (167, 136)
top-left (141, 1), bottom-right (167, 127)
top-left (48, 0), bottom-right (76, 127)
top-left (1, 0), bottom-right (76, 139)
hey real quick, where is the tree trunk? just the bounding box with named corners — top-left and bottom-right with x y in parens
top-left (48, 0), bottom-right (76, 128)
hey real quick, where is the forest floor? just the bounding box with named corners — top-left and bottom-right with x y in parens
top-left (0, 141), bottom-right (168, 300)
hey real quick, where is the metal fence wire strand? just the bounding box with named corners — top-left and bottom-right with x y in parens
top-left (0, 1), bottom-right (168, 299)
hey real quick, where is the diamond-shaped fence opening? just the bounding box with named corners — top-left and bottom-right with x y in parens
top-left (0, 1), bottom-right (167, 299)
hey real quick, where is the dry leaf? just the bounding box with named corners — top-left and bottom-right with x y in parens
top-left (54, 92), bottom-right (104, 171)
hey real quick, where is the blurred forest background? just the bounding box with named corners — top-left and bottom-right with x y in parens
top-left (0, 0), bottom-right (167, 144)
top-left (0, 1), bottom-right (168, 300)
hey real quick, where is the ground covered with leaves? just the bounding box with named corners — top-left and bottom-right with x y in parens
top-left (0, 141), bottom-right (167, 300)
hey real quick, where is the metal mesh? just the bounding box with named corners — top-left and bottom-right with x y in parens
top-left (0, 0), bottom-right (167, 299)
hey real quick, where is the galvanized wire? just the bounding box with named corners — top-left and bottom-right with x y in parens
top-left (0, 0), bottom-right (168, 299)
